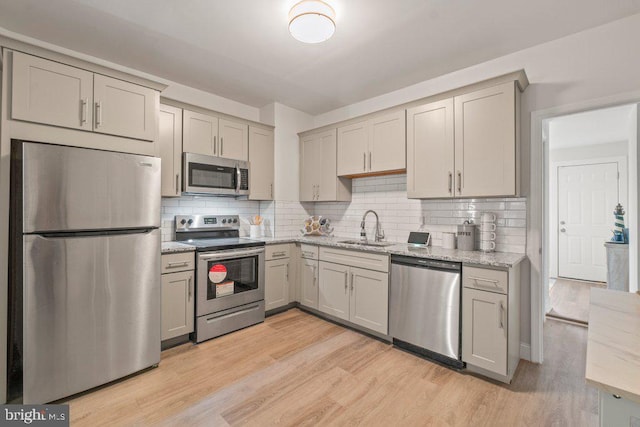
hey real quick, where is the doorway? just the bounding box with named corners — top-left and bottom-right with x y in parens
top-left (545, 105), bottom-right (633, 324)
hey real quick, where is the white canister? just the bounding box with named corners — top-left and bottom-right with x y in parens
top-left (249, 224), bottom-right (260, 238)
top-left (442, 232), bottom-right (456, 249)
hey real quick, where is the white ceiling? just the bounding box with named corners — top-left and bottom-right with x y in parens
top-left (548, 105), bottom-right (635, 149)
top-left (1, 0), bottom-right (640, 114)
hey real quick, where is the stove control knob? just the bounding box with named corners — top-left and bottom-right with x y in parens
top-left (233, 218), bottom-right (238, 224)
top-left (180, 219), bottom-right (186, 225)
top-left (222, 219), bottom-right (227, 224)
top-left (187, 219), bottom-right (193, 225)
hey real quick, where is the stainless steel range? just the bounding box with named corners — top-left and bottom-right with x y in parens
top-left (175, 215), bottom-right (265, 343)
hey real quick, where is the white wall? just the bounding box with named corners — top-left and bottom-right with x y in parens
top-left (270, 102), bottom-right (313, 201)
top-left (549, 141), bottom-right (629, 163)
top-left (629, 105), bottom-right (639, 293)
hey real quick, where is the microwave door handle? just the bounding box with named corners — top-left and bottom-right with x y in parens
top-left (236, 165), bottom-right (241, 193)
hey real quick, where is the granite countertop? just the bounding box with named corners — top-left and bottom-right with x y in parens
top-left (247, 235), bottom-right (526, 268)
top-left (161, 241), bottom-right (196, 254)
top-left (586, 288), bottom-right (640, 404)
top-left (162, 235), bottom-right (525, 267)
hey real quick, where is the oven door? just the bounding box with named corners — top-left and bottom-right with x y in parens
top-left (183, 152), bottom-right (249, 196)
top-left (197, 247), bottom-right (264, 316)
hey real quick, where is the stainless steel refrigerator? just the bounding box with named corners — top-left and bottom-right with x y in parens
top-left (8, 140), bottom-right (161, 404)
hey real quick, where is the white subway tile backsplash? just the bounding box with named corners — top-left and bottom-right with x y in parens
top-left (162, 175), bottom-right (527, 254)
top-left (302, 174), bottom-right (527, 254)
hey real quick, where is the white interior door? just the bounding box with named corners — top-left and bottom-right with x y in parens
top-left (558, 162), bottom-right (619, 282)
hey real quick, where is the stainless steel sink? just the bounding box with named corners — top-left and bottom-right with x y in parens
top-left (338, 240), bottom-right (396, 247)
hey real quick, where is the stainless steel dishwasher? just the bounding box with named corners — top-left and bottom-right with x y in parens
top-left (389, 255), bottom-right (464, 368)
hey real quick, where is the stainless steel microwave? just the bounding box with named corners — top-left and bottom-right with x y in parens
top-left (183, 153), bottom-right (249, 196)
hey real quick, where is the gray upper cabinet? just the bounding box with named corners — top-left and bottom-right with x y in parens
top-left (183, 109), bottom-right (248, 162)
top-left (219, 118), bottom-right (248, 161)
top-left (159, 104), bottom-right (183, 197)
top-left (337, 110), bottom-right (406, 177)
top-left (454, 82), bottom-right (517, 198)
top-left (11, 51), bottom-right (159, 142)
top-left (407, 98), bottom-right (455, 199)
top-left (248, 126), bottom-right (274, 200)
top-left (299, 129), bottom-right (351, 202)
top-left (407, 81), bottom-right (520, 199)
top-left (93, 74), bottom-right (158, 141)
top-left (12, 51), bottom-right (94, 131)
top-left (182, 109), bottom-right (218, 156)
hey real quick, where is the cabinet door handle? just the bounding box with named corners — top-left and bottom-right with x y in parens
top-left (188, 276), bottom-right (192, 300)
top-left (448, 172), bottom-right (453, 194)
top-left (316, 184), bottom-right (320, 200)
top-left (286, 264), bottom-right (289, 281)
top-left (498, 301), bottom-right (504, 329)
top-left (167, 261), bottom-right (189, 268)
top-left (457, 171), bottom-right (462, 194)
top-left (350, 272), bottom-right (354, 293)
top-left (363, 152), bottom-right (366, 171)
top-left (213, 136), bottom-right (217, 155)
top-left (272, 251), bottom-right (287, 257)
top-left (313, 266), bottom-right (317, 285)
top-left (95, 101), bottom-right (102, 127)
top-left (175, 174), bottom-right (180, 195)
top-left (468, 276), bottom-right (499, 285)
top-left (80, 98), bottom-right (88, 125)
top-left (369, 152), bottom-right (372, 170)
top-left (344, 271), bottom-right (348, 292)
top-left (270, 183), bottom-right (273, 199)
top-left (221, 137), bottom-right (224, 156)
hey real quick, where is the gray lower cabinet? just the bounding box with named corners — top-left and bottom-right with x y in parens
top-left (461, 264), bottom-right (520, 383)
top-left (265, 244), bottom-right (291, 311)
top-left (300, 257), bottom-right (319, 310)
top-left (317, 247), bottom-right (389, 335)
top-left (161, 252), bottom-right (195, 341)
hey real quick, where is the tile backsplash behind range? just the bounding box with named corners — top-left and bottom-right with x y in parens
top-left (160, 196), bottom-right (262, 241)
top-left (314, 174), bottom-right (526, 254)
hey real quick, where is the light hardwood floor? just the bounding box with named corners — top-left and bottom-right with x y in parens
top-left (65, 309), bottom-right (597, 426)
top-left (548, 278), bottom-right (606, 323)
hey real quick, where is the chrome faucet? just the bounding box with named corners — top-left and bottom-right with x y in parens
top-left (361, 210), bottom-right (385, 242)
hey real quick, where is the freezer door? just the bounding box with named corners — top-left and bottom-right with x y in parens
top-left (19, 141), bottom-right (160, 232)
top-left (21, 230), bottom-right (160, 404)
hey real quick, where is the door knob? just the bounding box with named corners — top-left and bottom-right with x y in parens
top-left (560, 228), bottom-right (566, 233)
top-left (560, 221), bottom-right (566, 225)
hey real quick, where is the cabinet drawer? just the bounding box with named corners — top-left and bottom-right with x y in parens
top-left (161, 251), bottom-right (195, 274)
top-left (319, 247), bottom-right (389, 273)
top-left (300, 244), bottom-right (319, 260)
top-left (463, 266), bottom-right (508, 294)
top-left (266, 244), bottom-right (290, 260)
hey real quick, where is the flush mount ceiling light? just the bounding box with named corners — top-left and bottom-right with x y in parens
top-left (288, 0), bottom-right (336, 44)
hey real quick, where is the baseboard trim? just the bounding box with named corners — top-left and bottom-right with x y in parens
top-left (520, 343), bottom-right (531, 361)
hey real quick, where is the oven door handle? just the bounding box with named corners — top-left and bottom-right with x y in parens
top-left (199, 248), bottom-right (264, 261)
